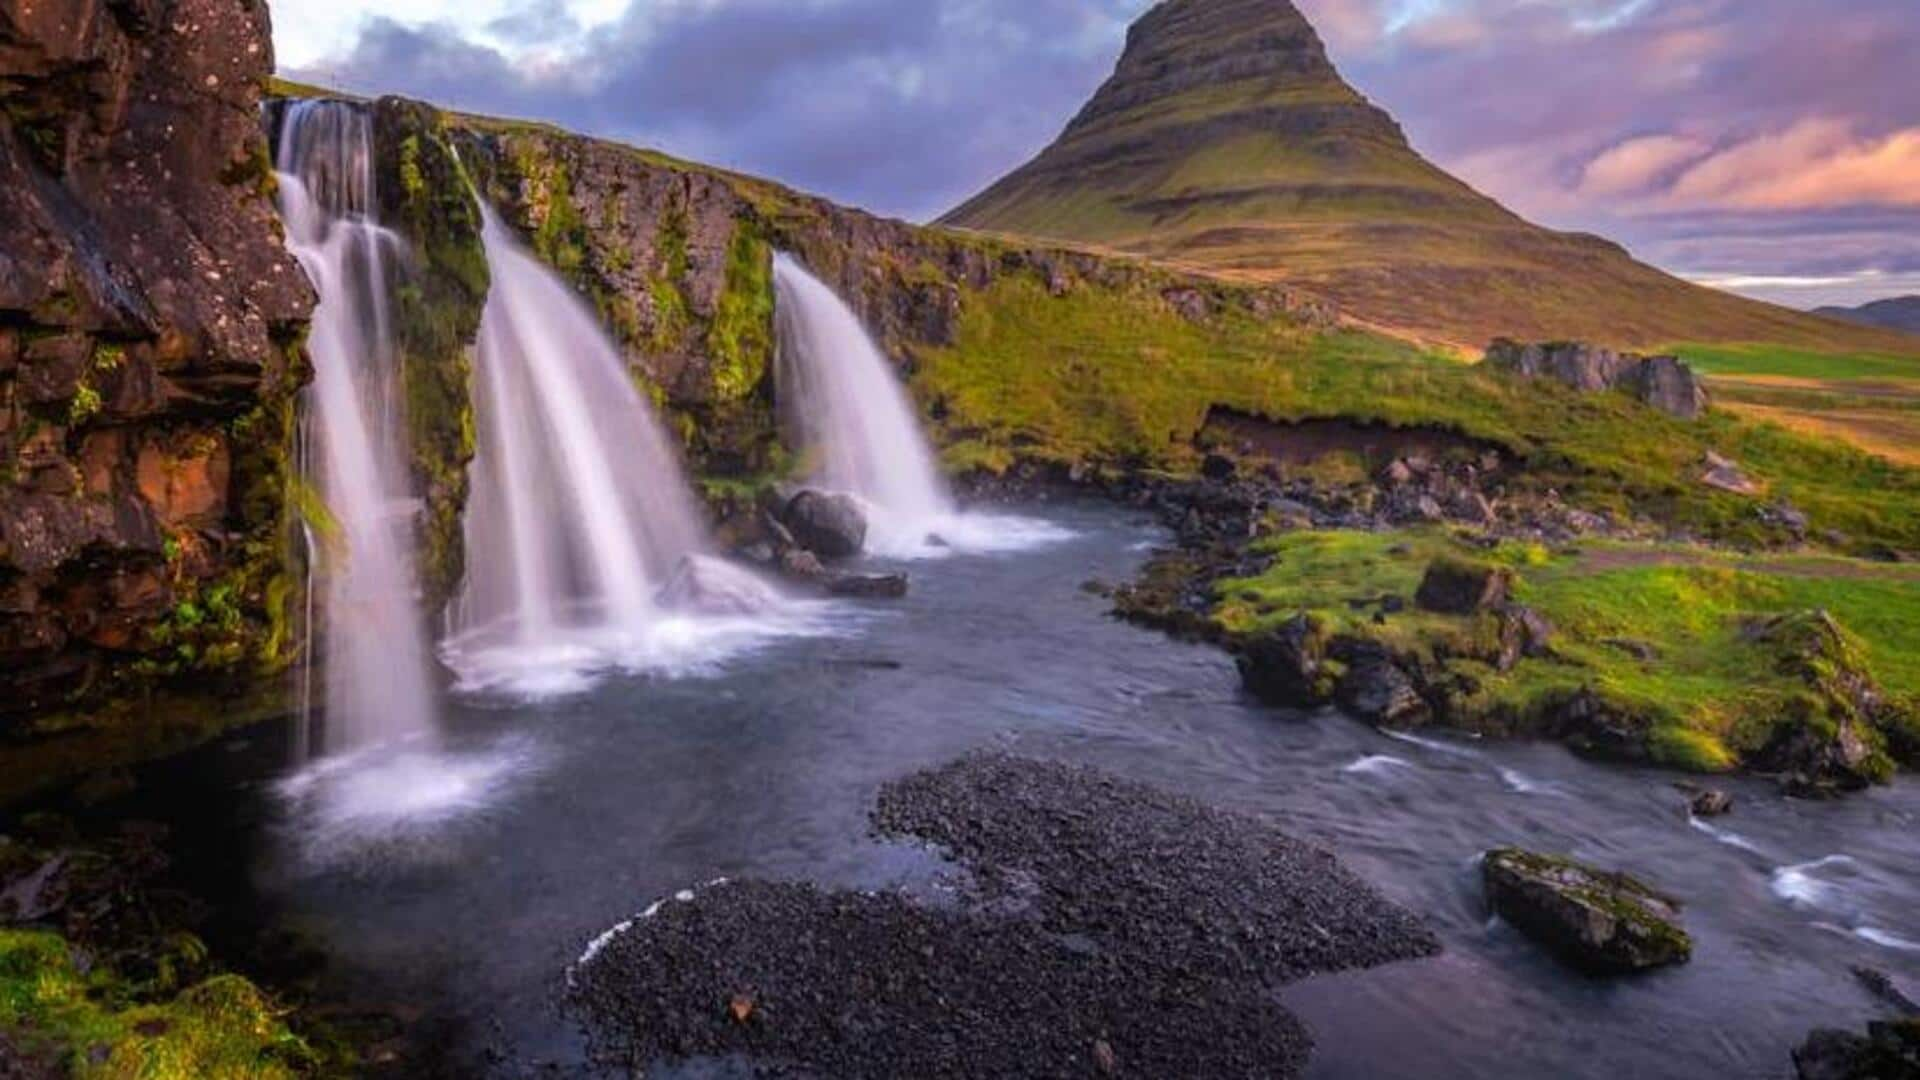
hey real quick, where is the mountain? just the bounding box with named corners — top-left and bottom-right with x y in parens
top-left (943, 0), bottom-right (1916, 354)
top-left (1816, 296), bottom-right (1920, 335)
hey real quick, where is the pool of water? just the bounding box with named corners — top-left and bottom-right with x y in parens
top-left (131, 500), bottom-right (1919, 1076)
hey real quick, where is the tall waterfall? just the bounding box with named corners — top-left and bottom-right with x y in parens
top-left (445, 205), bottom-right (796, 698)
top-left (275, 100), bottom-right (439, 755)
top-left (773, 254), bottom-right (1070, 557)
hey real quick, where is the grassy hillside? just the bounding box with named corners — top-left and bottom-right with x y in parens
top-left (943, 0), bottom-right (1919, 356)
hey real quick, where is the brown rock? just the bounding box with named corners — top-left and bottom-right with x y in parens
top-left (1414, 557), bottom-right (1512, 614)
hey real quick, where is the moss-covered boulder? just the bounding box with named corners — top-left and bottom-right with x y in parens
top-left (1747, 610), bottom-right (1898, 796)
top-left (1482, 848), bottom-right (1693, 974)
top-left (1414, 556), bottom-right (1512, 615)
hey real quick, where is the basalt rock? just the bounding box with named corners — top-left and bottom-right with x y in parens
top-left (1482, 848), bottom-right (1692, 974)
top-left (1235, 613), bottom-right (1333, 707)
top-left (1747, 611), bottom-right (1897, 796)
top-left (1793, 1020), bottom-right (1920, 1080)
top-left (782, 489), bottom-right (869, 560)
top-left (1415, 557), bottom-right (1512, 615)
top-left (826, 572), bottom-right (909, 599)
top-left (1485, 340), bottom-right (1710, 420)
top-left (0, 0), bottom-right (313, 755)
top-left (1332, 641), bottom-right (1428, 727)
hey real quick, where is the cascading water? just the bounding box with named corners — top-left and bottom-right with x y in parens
top-left (275, 100), bottom-right (439, 756)
top-left (772, 254), bottom-right (1070, 557)
top-left (444, 204), bottom-right (803, 698)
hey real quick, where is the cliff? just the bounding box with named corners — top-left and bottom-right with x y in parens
top-left (0, 0), bottom-right (312, 783)
top-left (943, 0), bottom-right (1920, 355)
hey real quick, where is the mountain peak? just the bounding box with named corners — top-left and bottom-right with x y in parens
top-left (944, 0), bottom-right (1914, 353)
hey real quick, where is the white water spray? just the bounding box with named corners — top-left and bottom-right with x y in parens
top-left (772, 254), bottom-right (1071, 558)
top-left (445, 207), bottom-right (821, 697)
top-left (275, 100), bottom-right (439, 755)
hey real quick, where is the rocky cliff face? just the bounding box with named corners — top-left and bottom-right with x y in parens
top-left (0, 0), bottom-right (311, 781)
top-left (440, 110), bottom-right (1329, 478)
top-left (1484, 340), bottom-right (1710, 420)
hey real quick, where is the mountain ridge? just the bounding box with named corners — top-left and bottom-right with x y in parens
top-left (943, 0), bottom-right (1918, 355)
top-left (1815, 296), bottom-right (1920, 336)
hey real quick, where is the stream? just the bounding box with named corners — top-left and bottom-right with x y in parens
top-left (125, 500), bottom-right (1917, 1077)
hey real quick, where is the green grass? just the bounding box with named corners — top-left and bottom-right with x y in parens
top-left (1672, 342), bottom-right (1920, 382)
top-left (916, 273), bottom-right (1920, 554)
top-left (0, 930), bottom-right (312, 1078)
top-left (1216, 530), bottom-right (1920, 772)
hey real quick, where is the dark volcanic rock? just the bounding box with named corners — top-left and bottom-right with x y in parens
top-left (1333, 643), bottom-right (1428, 727)
top-left (874, 753), bottom-right (1441, 984)
top-left (1415, 557), bottom-right (1512, 615)
top-left (1482, 848), bottom-right (1693, 974)
top-left (1688, 789), bottom-right (1734, 818)
top-left (1793, 1020), bottom-right (1920, 1080)
top-left (782, 490), bottom-right (869, 560)
top-left (825, 572), bottom-right (910, 599)
top-left (1236, 613), bottom-right (1334, 707)
top-left (570, 879), bottom-right (1313, 1079)
top-left (1485, 340), bottom-right (1709, 420)
top-left (0, 0), bottom-right (313, 740)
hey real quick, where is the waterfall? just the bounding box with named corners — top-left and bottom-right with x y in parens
top-left (445, 204), bottom-right (802, 698)
top-left (773, 254), bottom-right (1071, 557)
top-left (274, 100), bottom-right (440, 755)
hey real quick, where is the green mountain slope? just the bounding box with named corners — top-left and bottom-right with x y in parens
top-left (943, 0), bottom-right (1917, 355)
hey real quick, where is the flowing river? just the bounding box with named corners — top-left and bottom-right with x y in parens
top-left (120, 501), bottom-right (1917, 1078)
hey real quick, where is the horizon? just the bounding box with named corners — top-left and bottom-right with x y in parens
top-left (268, 0), bottom-right (1920, 312)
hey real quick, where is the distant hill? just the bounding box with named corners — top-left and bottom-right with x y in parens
top-left (1815, 296), bottom-right (1920, 335)
top-left (943, 0), bottom-right (1918, 355)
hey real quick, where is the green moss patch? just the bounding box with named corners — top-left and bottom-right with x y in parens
top-left (1216, 530), bottom-right (1920, 774)
top-left (0, 930), bottom-right (313, 1079)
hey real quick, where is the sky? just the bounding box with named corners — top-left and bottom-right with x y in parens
top-left (272, 0), bottom-right (1920, 309)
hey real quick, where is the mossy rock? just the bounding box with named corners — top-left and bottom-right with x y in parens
top-left (1482, 848), bottom-right (1693, 975)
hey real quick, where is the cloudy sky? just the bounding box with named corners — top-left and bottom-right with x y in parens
top-left (273, 0), bottom-right (1920, 309)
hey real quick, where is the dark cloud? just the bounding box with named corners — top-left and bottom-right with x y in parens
top-left (293, 0), bottom-right (1150, 221)
top-left (291, 0), bottom-right (1920, 303)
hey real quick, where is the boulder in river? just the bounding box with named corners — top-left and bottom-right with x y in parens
top-left (1688, 789), bottom-right (1734, 817)
top-left (1236, 614), bottom-right (1334, 707)
top-left (1415, 557), bottom-right (1512, 615)
top-left (1334, 644), bottom-right (1429, 727)
top-left (1792, 1019), bottom-right (1920, 1080)
top-left (1482, 848), bottom-right (1693, 974)
top-left (782, 490), bottom-right (869, 560)
top-left (826, 573), bottom-right (909, 599)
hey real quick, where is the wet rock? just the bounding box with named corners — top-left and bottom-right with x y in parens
top-left (777, 547), bottom-right (827, 582)
top-left (1485, 340), bottom-right (1709, 420)
top-left (1793, 1019), bottom-right (1920, 1080)
top-left (1855, 967), bottom-right (1920, 1015)
top-left (1688, 789), bottom-right (1734, 817)
top-left (1236, 614), bottom-right (1333, 707)
top-left (1482, 848), bottom-right (1693, 974)
top-left (781, 490), bottom-right (869, 559)
top-left (1414, 557), bottom-right (1512, 615)
top-left (1333, 644), bottom-right (1428, 727)
top-left (1700, 451), bottom-right (1764, 496)
top-left (825, 573), bottom-right (909, 599)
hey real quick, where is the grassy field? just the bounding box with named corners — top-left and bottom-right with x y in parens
top-left (1215, 530), bottom-right (1920, 774)
top-left (915, 275), bottom-right (1920, 554)
top-left (1668, 343), bottom-right (1920, 466)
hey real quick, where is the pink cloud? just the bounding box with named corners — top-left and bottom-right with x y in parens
top-left (1579, 133), bottom-right (1710, 197)
top-left (1667, 119), bottom-right (1920, 210)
